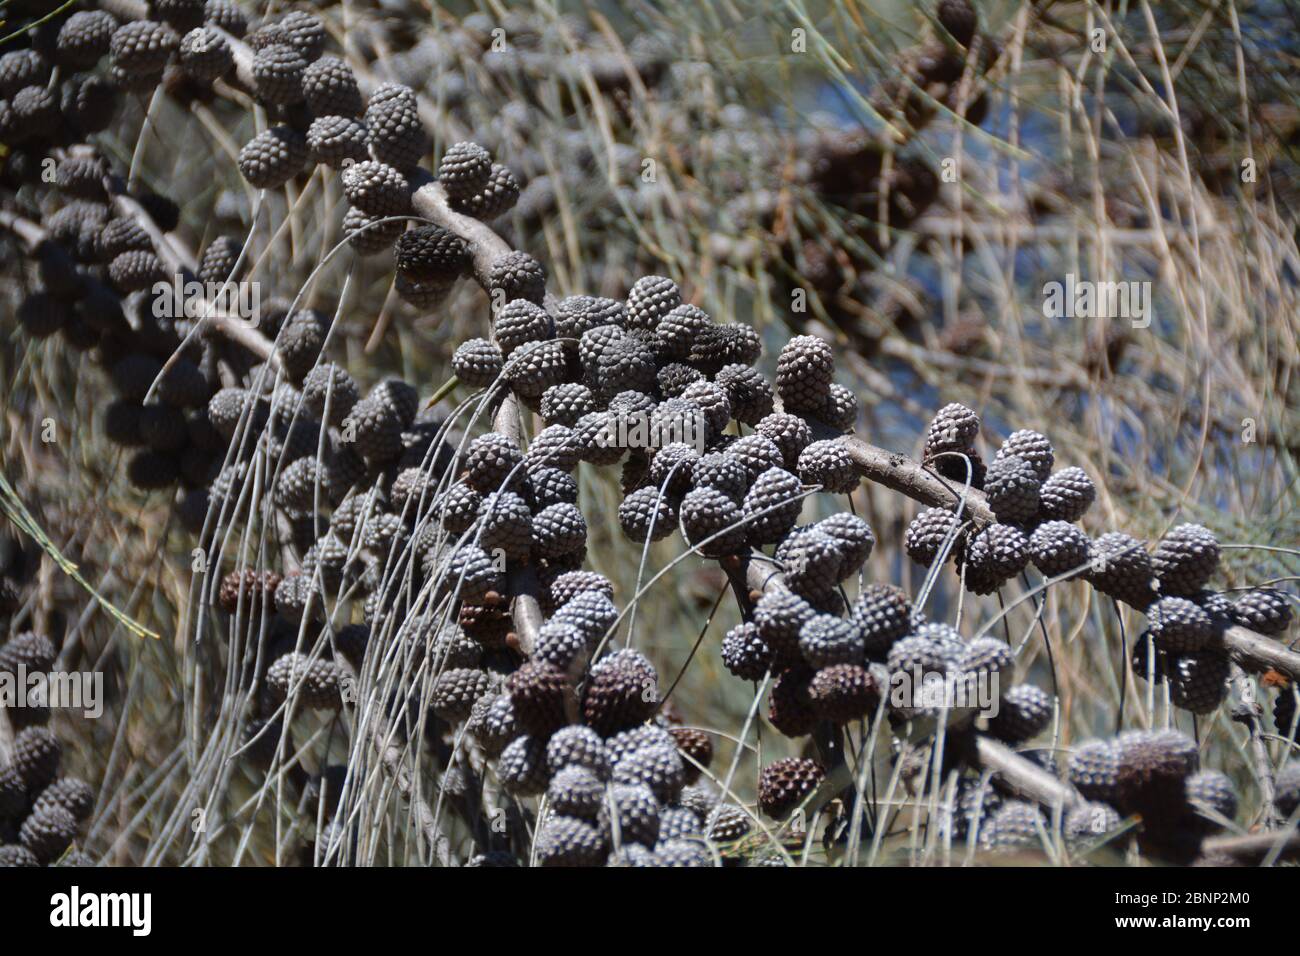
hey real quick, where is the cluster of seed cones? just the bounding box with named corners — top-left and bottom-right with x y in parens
top-left (955, 726), bottom-right (1300, 861)
top-left (907, 401), bottom-right (1292, 723)
top-left (0, 535), bottom-right (95, 867)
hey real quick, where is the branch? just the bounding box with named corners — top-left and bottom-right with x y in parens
top-left (1200, 830), bottom-right (1300, 865)
top-left (414, 176), bottom-right (544, 654)
top-left (1, 196), bottom-right (278, 367)
top-left (97, 0), bottom-right (147, 21)
top-left (410, 175), bottom-right (514, 290)
top-left (843, 435), bottom-right (995, 523)
top-left (98, 0), bottom-right (1291, 680)
top-left (833, 435), bottom-right (1300, 681)
top-left (108, 188), bottom-right (198, 274)
top-left (0, 208), bottom-right (46, 247)
top-left (506, 563), bottom-right (544, 658)
top-left (108, 179), bottom-right (282, 368)
top-left (1229, 665), bottom-right (1279, 828)
top-left (376, 719), bottom-right (455, 866)
top-left (0, 707), bottom-right (14, 767)
top-left (972, 734), bottom-right (1083, 809)
top-left (209, 25), bottom-right (255, 90)
top-left (1224, 626), bottom-right (1300, 682)
top-left (741, 554), bottom-right (1085, 815)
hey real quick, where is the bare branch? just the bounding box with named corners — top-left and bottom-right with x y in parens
top-left (843, 435), bottom-right (996, 523)
top-left (972, 735), bottom-right (1084, 809)
top-left (1201, 829), bottom-right (1300, 864)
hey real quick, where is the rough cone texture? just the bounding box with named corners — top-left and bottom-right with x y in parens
top-left (758, 757), bottom-right (824, 819)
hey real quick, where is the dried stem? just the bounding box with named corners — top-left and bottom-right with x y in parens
top-left (97, 0), bottom-right (148, 22)
top-left (972, 735), bottom-right (1083, 810)
top-left (1229, 664), bottom-right (1279, 828)
top-left (0, 708), bottom-right (14, 766)
top-left (0, 200), bottom-right (277, 366)
top-left (1200, 829), bottom-right (1300, 864)
top-left (837, 436), bottom-right (1300, 680)
top-left (407, 177), bottom-right (544, 652)
top-left (843, 436), bottom-right (996, 523)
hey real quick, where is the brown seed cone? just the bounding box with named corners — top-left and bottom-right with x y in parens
top-left (458, 602), bottom-right (513, 650)
top-left (758, 757), bottom-right (824, 819)
top-left (218, 568), bottom-right (281, 615)
top-left (1115, 729), bottom-right (1199, 823)
top-left (808, 664), bottom-right (880, 723)
top-left (767, 667), bottom-right (819, 738)
top-left (937, 0), bottom-right (978, 46)
top-left (430, 667), bottom-right (492, 722)
top-left (668, 727), bottom-right (714, 783)
top-left (266, 652), bottom-right (343, 712)
top-left (582, 651), bottom-right (659, 736)
top-left (506, 661), bottom-right (572, 736)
